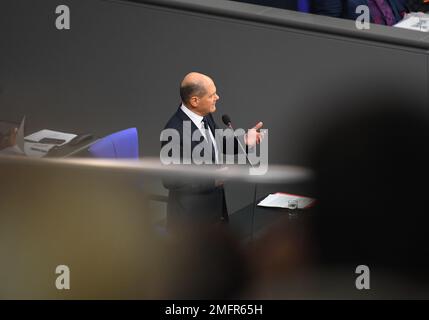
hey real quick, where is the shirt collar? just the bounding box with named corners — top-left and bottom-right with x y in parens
top-left (180, 103), bottom-right (204, 126)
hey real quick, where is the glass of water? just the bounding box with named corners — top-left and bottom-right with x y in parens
top-left (288, 199), bottom-right (299, 219)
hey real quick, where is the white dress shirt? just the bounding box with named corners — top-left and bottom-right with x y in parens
top-left (180, 104), bottom-right (219, 164)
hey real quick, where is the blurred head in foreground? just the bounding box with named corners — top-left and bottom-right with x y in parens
top-left (243, 92), bottom-right (429, 299)
top-left (309, 94), bottom-right (429, 298)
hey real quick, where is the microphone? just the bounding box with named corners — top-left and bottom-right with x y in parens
top-left (222, 114), bottom-right (253, 167)
top-left (222, 114), bottom-right (232, 128)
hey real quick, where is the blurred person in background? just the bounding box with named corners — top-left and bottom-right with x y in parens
top-left (0, 127), bottom-right (17, 151)
top-left (311, 0), bottom-right (408, 25)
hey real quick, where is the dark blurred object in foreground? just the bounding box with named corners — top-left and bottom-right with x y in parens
top-left (0, 157), bottom-right (248, 299)
top-left (310, 95), bottom-right (429, 297)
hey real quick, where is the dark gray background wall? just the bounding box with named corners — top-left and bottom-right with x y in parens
top-left (1, 0), bottom-right (428, 165)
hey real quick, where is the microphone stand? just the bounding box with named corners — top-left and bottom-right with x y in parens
top-left (226, 122), bottom-right (258, 243)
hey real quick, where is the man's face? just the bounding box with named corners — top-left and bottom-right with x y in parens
top-left (194, 80), bottom-right (219, 116)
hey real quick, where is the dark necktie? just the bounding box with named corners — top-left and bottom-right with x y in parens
top-left (202, 117), bottom-right (216, 164)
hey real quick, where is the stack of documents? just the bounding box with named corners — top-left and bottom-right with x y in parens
top-left (24, 129), bottom-right (77, 158)
top-left (258, 192), bottom-right (316, 209)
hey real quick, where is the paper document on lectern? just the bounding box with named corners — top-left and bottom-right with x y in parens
top-left (258, 192), bottom-right (316, 209)
top-left (25, 129), bottom-right (77, 146)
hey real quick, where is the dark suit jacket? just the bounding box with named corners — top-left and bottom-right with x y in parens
top-left (406, 0), bottom-right (429, 12)
top-left (161, 107), bottom-right (237, 230)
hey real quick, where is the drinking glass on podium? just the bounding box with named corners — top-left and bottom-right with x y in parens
top-left (288, 199), bottom-right (299, 219)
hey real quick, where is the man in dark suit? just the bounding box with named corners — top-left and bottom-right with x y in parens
top-left (161, 72), bottom-right (263, 231)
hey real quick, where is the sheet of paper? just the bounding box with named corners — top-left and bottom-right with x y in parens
top-left (394, 13), bottom-right (429, 32)
top-left (25, 129), bottom-right (77, 146)
top-left (258, 193), bottom-right (316, 209)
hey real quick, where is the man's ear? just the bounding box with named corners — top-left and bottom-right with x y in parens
top-left (189, 96), bottom-right (199, 108)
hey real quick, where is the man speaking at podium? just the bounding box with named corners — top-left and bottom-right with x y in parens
top-left (161, 72), bottom-right (263, 231)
